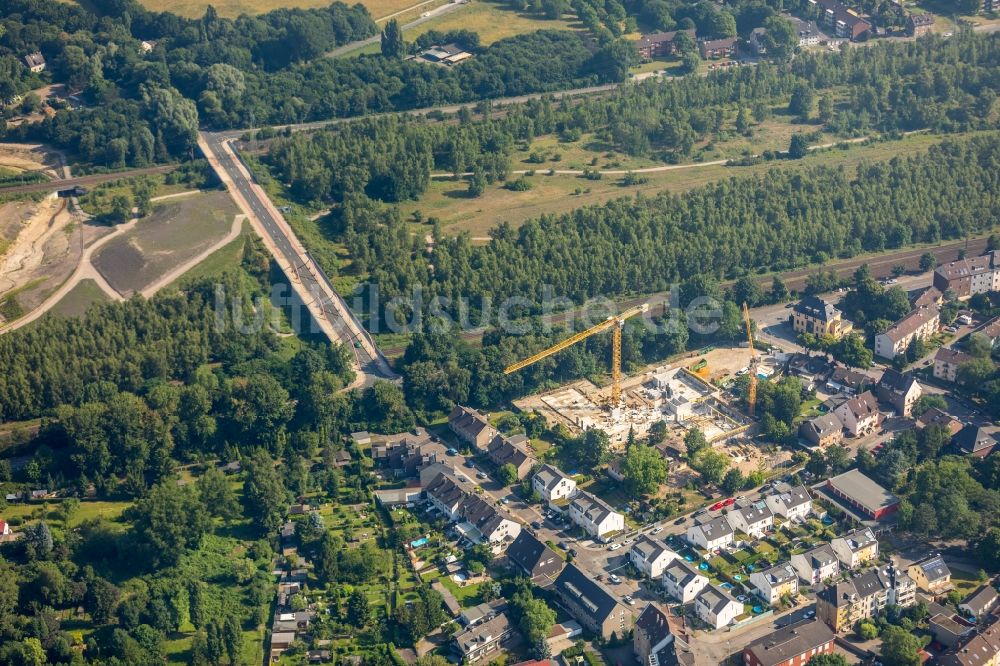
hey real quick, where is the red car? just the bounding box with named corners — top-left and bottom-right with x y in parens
top-left (710, 502), bottom-right (724, 511)
top-left (723, 498), bottom-right (736, 507)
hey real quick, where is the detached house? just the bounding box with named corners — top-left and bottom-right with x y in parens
top-left (629, 535), bottom-right (677, 579)
top-left (952, 424), bottom-right (998, 458)
top-left (908, 554), bottom-right (953, 597)
top-left (532, 464), bottom-right (577, 503)
top-left (662, 559), bottom-right (709, 603)
top-left (726, 502), bottom-right (773, 539)
top-left (750, 563), bottom-right (799, 606)
top-left (791, 544), bottom-right (840, 585)
top-left (875, 369), bottom-right (922, 417)
top-left (799, 413), bottom-right (843, 448)
top-left (694, 584), bottom-right (742, 630)
top-left (831, 391), bottom-right (882, 437)
top-left (24, 52), bottom-right (46, 73)
top-left (792, 296), bottom-right (852, 339)
top-left (568, 491), bottom-right (625, 539)
top-left (453, 612), bottom-right (516, 663)
top-left (449, 406), bottom-right (496, 451)
top-left (830, 528), bottom-right (879, 570)
top-left (686, 516), bottom-right (734, 551)
top-left (765, 485), bottom-right (812, 522)
top-left (959, 586), bottom-right (999, 619)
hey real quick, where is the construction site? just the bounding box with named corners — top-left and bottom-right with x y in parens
top-left (512, 345), bottom-right (759, 449)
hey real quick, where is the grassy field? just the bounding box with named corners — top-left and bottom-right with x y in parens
top-left (91, 191), bottom-right (237, 295)
top-left (49, 279), bottom-right (111, 319)
top-left (402, 132), bottom-right (953, 237)
top-left (174, 220), bottom-right (252, 285)
top-left (399, 0), bottom-right (581, 45)
top-left (134, 0), bottom-right (425, 19)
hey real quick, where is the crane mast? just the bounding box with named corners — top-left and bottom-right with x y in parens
top-left (504, 304), bottom-right (650, 406)
top-left (743, 302), bottom-right (757, 416)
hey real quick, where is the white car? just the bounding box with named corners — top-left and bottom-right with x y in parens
top-left (610, 574), bottom-right (621, 583)
top-left (609, 543), bottom-right (622, 551)
top-left (650, 526), bottom-right (663, 535)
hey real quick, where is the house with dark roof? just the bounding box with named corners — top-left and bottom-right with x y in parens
top-left (831, 390), bottom-right (883, 437)
top-left (633, 604), bottom-right (693, 666)
top-left (937, 623), bottom-right (1000, 666)
top-left (726, 502), bottom-right (773, 538)
top-left (825, 365), bottom-right (874, 396)
top-left (568, 491), bottom-right (624, 539)
top-left (449, 405), bottom-right (496, 451)
top-left (698, 37), bottom-right (738, 59)
top-left (685, 516), bottom-right (733, 551)
top-left (935, 347), bottom-right (976, 383)
top-left (908, 554), bottom-right (953, 597)
top-left (907, 12), bottom-right (934, 36)
top-left (875, 369), bottom-right (922, 417)
top-left (976, 315), bottom-right (1000, 347)
top-left (785, 353), bottom-right (834, 391)
top-left (694, 584), bottom-right (742, 629)
top-left (765, 485), bottom-right (812, 522)
top-left (661, 559), bottom-right (709, 604)
top-left (629, 535), bottom-right (677, 579)
top-left (369, 427), bottom-right (444, 478)
top-left (952, 425), bottom-right (998, 458)
top-left (24, 52), bottom-right (46, 72)
top-left (799, 412), bottom-right (843, 448)
top-left (816, 565), bottom-right (916, 632)
top-left (830, 528), bottom-right (878, 569)
top-left (792, 296), bottom-right (852, 339)
top-left (743, 619), bottom-right (835, 666)
top-left (487, 434), bottom-right (536, 479)
top-left (749, 563), bottom-right (799, 605)
top-left (635, 29), bottom-right (696, 59)
top-left (959, 585), bottom-right (999, 619)
top-left (506, 531), bottom-right (564, 583)
top-left (916, 407), bottom-right (963, 436)
top-left (453, 612), bottom-right (516, 662)
top-left (809, 0), bottom-right (872, 41)
top-left (791, 544), bottom-right (839, 585)
top-left (553, 564), bottom-right (633, 640)
top-left (934, 251), bottom-right (1000, 299)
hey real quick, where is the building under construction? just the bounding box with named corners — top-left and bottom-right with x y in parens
top-left (513, 355), bottom-right (753, 448)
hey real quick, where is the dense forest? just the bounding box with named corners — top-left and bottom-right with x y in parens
top-left (0, 0), bottom-right (625, 166)
top-left (265, 31), bottom-right (1000, 206)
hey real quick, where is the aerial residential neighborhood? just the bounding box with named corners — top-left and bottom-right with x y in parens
top-left (2, 0), bottom-right (1000, 664)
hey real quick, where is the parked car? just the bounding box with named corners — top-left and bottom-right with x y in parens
top-left (501, 498), bottom-right (510, 505)
top-left (465, 460), bottom-right (475, 468)
top-left (723, 498), bottom-right (736, 507)
top-left (446, 448), bottom-right (458, 455)
top-left (609, 574), bottom-right (621, 583)
top-left (476, 472), bottom-right (487, 479)
top-left (710, 502), bottom-right (724, 511)
top-left (531, 521), bottom-right (542, 529)
top-left (623, 595), bottom-right (635, 605)
top-left (651, 526), bottom-right (664, 534)
top-left (674, 517), bottom-right (687, 525)
top-left (609, 543), bottom-right (622, 551)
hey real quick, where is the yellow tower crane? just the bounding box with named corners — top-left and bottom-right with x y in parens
top-left (504, 304), bottom-right (650, 405)
top-left (743, 302), bottom-right (758, 416)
